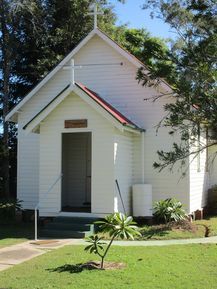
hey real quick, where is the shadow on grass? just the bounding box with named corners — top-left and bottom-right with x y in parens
top-left (47, 262), bottom-right (100, 274)
top-left (141, 225), bottom-right (171, 239)
top-left (48, 264), bottom-right (84, 274)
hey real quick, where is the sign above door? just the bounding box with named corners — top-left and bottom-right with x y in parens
top-left (64, 119), bottom-right (88, 128)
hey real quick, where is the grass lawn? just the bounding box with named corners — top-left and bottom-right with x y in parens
top-left (140, 216), bottom-right (217, 240)
top-left (0, 244), bottom-right (217, 289)
top-left (196, 216), bottom-right (217, 236)
top-left (0, 222), bottom-right (34, 248)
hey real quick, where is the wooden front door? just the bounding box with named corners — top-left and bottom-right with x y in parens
top-left (61, 132), bottom-right (91, 212)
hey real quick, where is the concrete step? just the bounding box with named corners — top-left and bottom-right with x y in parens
top-left (52, 217), bottom-right (100, 224)
top-left (39, 216), bottom-right (101, 239)
top-left (39, 229), bottom-right (92, 239)
top-left (44, 222), bottom-right (94, 232)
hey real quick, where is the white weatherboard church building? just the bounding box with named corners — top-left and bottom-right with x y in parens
top-left (6, 15), bottom-right (216, 218)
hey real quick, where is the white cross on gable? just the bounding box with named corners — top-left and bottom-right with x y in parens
top-left (64, 58), bottom-right (123, 86)
top-left (63, 59), bottom-right (82, 85)
top-left (88, 3), bottom-right (103, 29)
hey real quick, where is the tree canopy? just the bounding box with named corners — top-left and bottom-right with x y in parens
top-left (140, 0), bottom-right (217, 171)
top-left (0, 0), bottom-right (119, 197)
top-left (0, 0), bottom-right (171, 197)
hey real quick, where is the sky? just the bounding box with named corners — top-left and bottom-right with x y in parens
top-left (109, 0), bottom-right (175, 39)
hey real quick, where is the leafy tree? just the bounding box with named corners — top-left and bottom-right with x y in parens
top-left (0, 0), bottom-right (119, 198)
top-left (0, 0), bottom-right (41, 197)
top-left (0, 0), bottom-right (174, 197)
top-left (140, 0), bottom-right (217, 171)
top-left (85, 213), bottom-right (141, 269)
top-left (108, 26), bottom-right (174, 84)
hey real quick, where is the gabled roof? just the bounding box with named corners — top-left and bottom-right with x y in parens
top-left (76, 83), bottom-right (140, 129)
top-left (6, 27), bottom-right (172, 123)
top-left (23, 84), bottom-right (71, 130)
top-left (23, 82), bottom-right (144, 134)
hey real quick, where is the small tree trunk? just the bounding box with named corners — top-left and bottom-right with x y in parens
top-left (100, 234), bottom-right (116, 269)
top-left (100, 256), bottom-right (104, 269)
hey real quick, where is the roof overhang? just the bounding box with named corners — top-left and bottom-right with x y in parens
top-left (6, 28), bottom-right (172, 123)
top-left (23, 83), bottom-right (144, 135)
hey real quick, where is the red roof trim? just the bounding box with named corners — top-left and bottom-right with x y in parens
top-left (76, 82), bottom-right (142, 131)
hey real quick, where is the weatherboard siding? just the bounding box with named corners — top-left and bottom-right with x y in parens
top-left (39, 93), bottom-right (115, 215)
top-left (74, 35), bottom-right (191, 211)
top-left (189, 132), bottom-right (209, 212)
top-left (207, 145), bottom-right (217, 189)
top-left (132, 134), bottom-right (143, 185)
top-left (17, 122), bottom-right (39, 209)
top-left (16, 66), bottom-right (70, 209)
top-left (114, 131), bottom-right (133, 215)
top-left (73, 34), bottom-right (158, 128)
top-left (143, 128), bottom-right (190, 212)
top-left (17, 33), bottom-right (199, 213)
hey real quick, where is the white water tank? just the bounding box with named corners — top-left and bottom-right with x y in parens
top-left (132, 184), bottom-right (153, 217)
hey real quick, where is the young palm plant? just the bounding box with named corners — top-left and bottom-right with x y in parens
top-left (153, 198), bottom-right (187, 224)
top-left (85, 213), bottom-right (141, 269)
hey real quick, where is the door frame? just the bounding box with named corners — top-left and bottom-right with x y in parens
top-left (60, 129), bottom-right (93, 213)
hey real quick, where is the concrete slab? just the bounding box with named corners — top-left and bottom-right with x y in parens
top-left (65, 236), bottom-right (217, 247)
top-left (0, 239), bottom-right (73, 272)
top-left (0, 248), bottom-right (42, 264)
top-left (0, 264), bottom-right (12, 271)
top-left (0, 242), bottom-right (45, 271)
top-left (29, 239), bottom-right (72, 249)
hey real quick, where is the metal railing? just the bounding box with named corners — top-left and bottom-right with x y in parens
top-left (34, 173), bottom-right (63, 240)
top-left (115, 179), bottom-right (126, 215)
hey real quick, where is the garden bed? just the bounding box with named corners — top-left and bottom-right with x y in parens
top-left (0, 222), bottom-right (34, 248)
top-left (99, 216), bottom-right (217, 240)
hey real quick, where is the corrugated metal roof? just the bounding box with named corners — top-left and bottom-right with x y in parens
top-left (23, 82), bottom-right (144, 132)
top-left (76, 83), bottom-right (143, 131)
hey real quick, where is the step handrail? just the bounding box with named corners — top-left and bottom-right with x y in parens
top-left (34, 173), bottom-right (63, 240)
top-left (115, 179), bottom-right (126, 215)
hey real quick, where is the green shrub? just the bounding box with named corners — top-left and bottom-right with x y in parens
top-left (85, 213), bottom-right (141, 269)
top-left (153, 198), bottom-right (187, 224)
top-left (0, 198), bottom-right (22, 222)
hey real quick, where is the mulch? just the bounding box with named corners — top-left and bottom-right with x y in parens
top-left (81, 261), bottom-right (126, 270)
